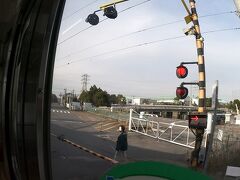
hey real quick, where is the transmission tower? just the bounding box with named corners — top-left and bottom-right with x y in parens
top-left (81, 74), bottom-right (90, 92)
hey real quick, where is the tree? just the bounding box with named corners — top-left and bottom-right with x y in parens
top-left (205, 98), bottom-right (212, 107)
top-left (116, 94), bottom-right (126, 105)
top-left (79, 85), bottom-right (126, 107)
top-left (109, 94), bottom-right (117, 104)
top-left (227, 99), bottom-right (240, 112)
top-left (79, 90), bottom-right (91, 103)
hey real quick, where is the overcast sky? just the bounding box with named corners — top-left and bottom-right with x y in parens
top-left (53, 0), bottom-right (240, 101)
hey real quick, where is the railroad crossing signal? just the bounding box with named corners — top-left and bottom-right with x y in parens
top-left (175, 62), bottom-right (198, 100)
top-left (86, 13), bottom-right (99, 25)
top-left (86, 0), bottom-right (128, 25)
top-left (188, 113), bottom-right (207, 129)
top-left (176, 86), bottom-right (188, 99)
top-left (176, 65), bottom-right (188, 79)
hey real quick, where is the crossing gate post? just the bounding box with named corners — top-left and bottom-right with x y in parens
top-left (129, 109), bottom-right (133, 131)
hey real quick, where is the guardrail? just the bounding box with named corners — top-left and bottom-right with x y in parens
top-left (128, 109), bottom-right (203, 149)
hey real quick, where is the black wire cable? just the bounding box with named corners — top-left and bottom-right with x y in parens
top-left (55, 27), bottom-right (240, 69)
top-left (57, 10), bottom-right (237, 61)
top-left (57, 0), bottom-right (151, 46)
top-left (62, 0), bottom-right (99, 22)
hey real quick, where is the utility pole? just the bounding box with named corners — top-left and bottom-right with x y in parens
top-left (64, 88), bottom-right (67, 106)
top-left (179, 0), bottom-right (207, 168)
top-left (233, 0), bottom-right (240, 17)
top-left (81, 74), bottom-right (90, 92)
top-left (188, 0), bottom-right (206, 168)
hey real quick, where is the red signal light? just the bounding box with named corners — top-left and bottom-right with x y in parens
top-left (176, 65), bottom-right (188, 78)
top-left (176, 86), bottom-right (188, 99)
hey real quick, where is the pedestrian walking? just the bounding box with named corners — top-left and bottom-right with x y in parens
top-left (114, 125), bottom-right (128, 161)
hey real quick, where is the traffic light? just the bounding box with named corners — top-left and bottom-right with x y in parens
top-left (104, 6), bottom-right (118, 19)
top-left (176, 86), bottom-right (188, 99)
top-left (85, 13), bottom-right (99, 25)
top-left (176, 65), bottom-right (188, 78)
top-left (86, 0), bottom-right (128, 25)
top-left (188, 113), bottom-right (207, 129)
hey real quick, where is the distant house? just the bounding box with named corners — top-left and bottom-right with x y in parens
top-left (132, 98), bottom-right (144, 105)
top-left (128, 97), bottom-right (156, 105)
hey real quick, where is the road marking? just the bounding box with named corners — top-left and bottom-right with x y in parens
top-left (96, 122), bottom-right (117, 129)
top-left (100, 124), bottom-right (120, 131)
top-left (63, 120), bottom-right (83, 124)
top-left (51, 133), bottom-right (118, 164)
top-left (51, 109), bottom-right (71, 114)
top-left (51, 120), bottom-right (83, 124)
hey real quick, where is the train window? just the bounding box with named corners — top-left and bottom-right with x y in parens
top-left (50, 0), bottom-right (240, 179)
top-left (2, 0), bottom-right (239, 180)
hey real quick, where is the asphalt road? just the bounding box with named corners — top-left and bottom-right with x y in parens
top-left (51, 103), bottom-right (190, 180)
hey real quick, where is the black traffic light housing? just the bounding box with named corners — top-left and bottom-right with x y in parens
top-left (85, 13), bottom-right (99, 25)
top-left (175, 61), bottom-right (198, 100)
top-left (104, 6), bottom-right (118, 19)
top-left (176, 65), bottom-right (188, 79)
top-left (176, 86), bottom-right (188, 99)
top-left (188, 112), bottom-right (207, 129)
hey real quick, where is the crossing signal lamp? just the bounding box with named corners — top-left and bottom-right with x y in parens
top-left (104, 6), bottom-right (118, 19)
top-left (176, 86), bottom-right (188, 99)
top-left (85, 13), bottom-right (99, 25)
top-left (176, 65), bottom-right (188, 79)
top-left (86, 0), bottom-right (128, 25)
top-left (188, 113), bottom-right (207, 129)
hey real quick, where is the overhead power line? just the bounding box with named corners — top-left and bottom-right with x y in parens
top-left (62, 0), bottom-right (99, 22)
top-left (57, 0), bottom-right (151, 46)
top-left (55, 27), bottom-right (240, 69)
top-left (57, 10), bottom-right (236, 61)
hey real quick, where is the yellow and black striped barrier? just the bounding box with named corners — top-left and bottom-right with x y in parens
top-left (51, 133), bottom-right (118, 164)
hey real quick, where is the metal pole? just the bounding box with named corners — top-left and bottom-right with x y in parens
top-left (188, 0), bottom-right (206, 168)
top-left (64, 88), bottom-right (67, 107)
top-left (128, 109), bottom-right (133, 131)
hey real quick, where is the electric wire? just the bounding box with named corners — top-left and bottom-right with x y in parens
top-left (55, 27), bottom-right (240, 69)
top-left (57, 0), bottom-right (151, 46)
top-left (57, 10), bottom-right (236, 61)
top-left (62, 0), bottom-right (99, 22)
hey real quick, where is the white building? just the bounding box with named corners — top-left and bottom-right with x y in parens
top-left (132, 98), bottom-right (144, 105)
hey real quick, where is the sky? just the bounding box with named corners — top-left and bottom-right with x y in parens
top-left (53, 0), bottom-right (240, 101)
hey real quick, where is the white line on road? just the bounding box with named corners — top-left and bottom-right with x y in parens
top-left (100, 124), bottom-right (120, 132)
top-left (99, 122), bottom-right (116, 127)
top-left (51, 120), bottom-right (83, 124)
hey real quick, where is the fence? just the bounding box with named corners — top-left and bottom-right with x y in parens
top-left (128, 109), bottom-right (204, 149)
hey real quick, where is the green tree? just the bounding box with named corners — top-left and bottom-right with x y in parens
top-left (79, 85), bottom-right (126, 107)
top-left (116, 94), bottom-right (126, 105)
top-left (227, 99), bottom-right (240, 112)
top-left (79, 90), bottom-right (91, 103)
top-left (205, 98), bottom-right (212, 107)
top-left (109, 94), bottom-right (117, 104)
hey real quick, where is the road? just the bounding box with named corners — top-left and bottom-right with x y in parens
top-left (51, 103), bottom-right (190, 180)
